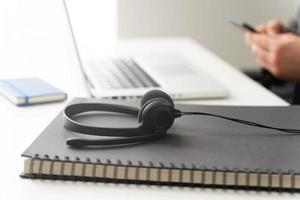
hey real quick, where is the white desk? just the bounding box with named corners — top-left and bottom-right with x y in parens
top-left (0, 0), bottom-right (295, 199)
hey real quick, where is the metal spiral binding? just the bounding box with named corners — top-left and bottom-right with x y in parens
top-left (29, 154), bottom-right (39, 178)
top-left (255, 168), bottom-right (261, 188)
top-left (169, 163), bottom-right (175, 183)
top-left (90, 159), bottom-right (98, 181)
top-left (234, 168), bottom-right (239, 187)
top-left (290, 170), bottom-right (296, 192)
top-left (102, 159), bottom-right (110, 180)
top-left (201, 166), bottom-right (207, 185)
top-left (24, 154), bottom-right (300, 192)
top-left (80, 158), bottom-right (90, 181)
top-left (136, 161), bottom-right (143, 181)
top-left (113, 160), bottom-right (121, 180)
top-left (48, 156), bottom-right (54, 177)
top-left (267, 170), bottom-right (272, 189)
top-left (68, 157), bottom-right (77, 179)
top-left (94, 159), bottom-right (101, 181)
top-left (123, 160), bottom-right (129, 181)
top-left (39, 154), bottom-right (50, 179)
top-left (81, 158), bottom-right (87, 179)
top-left (156, 162), bottom-right (162, 182)
top-left (245, 168), bottom-right (250, 188)
top-left (38, 156), bottom-right (44, 176)
top-left (179, 164), bottom-right (185, 184)
top-left (190, 164), bottom-right (196, 185)
top-left (279, 170), bottom-right (285, 190)
top-left (212, 166), bottom-right (217, 186)
top-left (146, 162), bottom-right (153, 182)
top-left (59, 156), bottom-right (68, 178)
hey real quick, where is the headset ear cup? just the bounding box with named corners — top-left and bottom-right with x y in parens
top-left (138, 99), bottom-right (175, 131)
top-left (141, 90), bottom-right (174, 107)
top-left (138, 98), bottom-right (170, 123)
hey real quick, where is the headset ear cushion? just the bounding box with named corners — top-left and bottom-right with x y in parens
top-left (138, 99), bottom-right (157, 123)
top-left (141, 90), bottom-right (174, 107)
top-left (138, 99), bottom-right (175, 131)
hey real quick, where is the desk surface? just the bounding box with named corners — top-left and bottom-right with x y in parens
top-left (0, 0), bottom-right (295, 199)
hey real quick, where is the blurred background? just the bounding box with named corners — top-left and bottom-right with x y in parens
top-left (118, 0), bottom-right (300, 72)
top-left (1, 0), bottom-right (299, 73)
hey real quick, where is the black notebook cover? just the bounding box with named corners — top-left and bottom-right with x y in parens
top-left (22, 98), bottom-right (300, 189)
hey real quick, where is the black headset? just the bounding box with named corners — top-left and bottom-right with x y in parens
top-left (64, 90), bottom-right (300, 147)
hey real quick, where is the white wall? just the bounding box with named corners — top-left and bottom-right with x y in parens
top-left (118, 0), bottom-right (300, 71)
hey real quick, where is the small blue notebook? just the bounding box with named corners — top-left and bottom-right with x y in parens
top-left (0, 78), bottom-right (67, 106)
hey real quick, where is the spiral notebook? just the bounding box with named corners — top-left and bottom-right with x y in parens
top-left (21, 98), bottom-right (300, 192)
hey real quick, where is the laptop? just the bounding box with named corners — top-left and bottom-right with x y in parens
top-left (63, 0), bottom-right (229, 100)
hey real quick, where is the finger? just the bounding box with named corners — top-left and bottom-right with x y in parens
top-left (245, 32), bottom-right (253, 46)
top-left (266, 19), bottom-right (286, 35)
top-left (255, 57), bottom-right (270, 70)
top-left (251, 44), bottom-right (270, 67)
top-left (257, 23), bottom-right (267, 33)
top-left (249, 34), bottom-right (272, 50)
top-left (268, 67), bottom-right (280, 78)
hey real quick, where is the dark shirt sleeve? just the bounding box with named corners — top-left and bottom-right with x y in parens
top-left (289, 8), bottom-right (300, 35)
top-left (291, 8), bottom-right (300, 104)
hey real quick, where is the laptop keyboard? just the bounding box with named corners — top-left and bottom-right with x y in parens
top-left (88, 58), bottom-right (160, 89)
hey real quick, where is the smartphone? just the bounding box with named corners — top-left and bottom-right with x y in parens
top-left (227, 17), bottom-right (257, 33)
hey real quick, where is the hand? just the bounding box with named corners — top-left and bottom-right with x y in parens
top-left (245, 19), bottom-right (288, 45)
top-left (246, 33), bottom-right (300, 81)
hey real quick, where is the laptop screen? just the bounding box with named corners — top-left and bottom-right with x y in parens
top-left (63, 0), bottom-right (118, 62)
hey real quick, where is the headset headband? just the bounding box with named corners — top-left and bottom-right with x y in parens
top-left (63, 103), bottom-right (145, 137)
